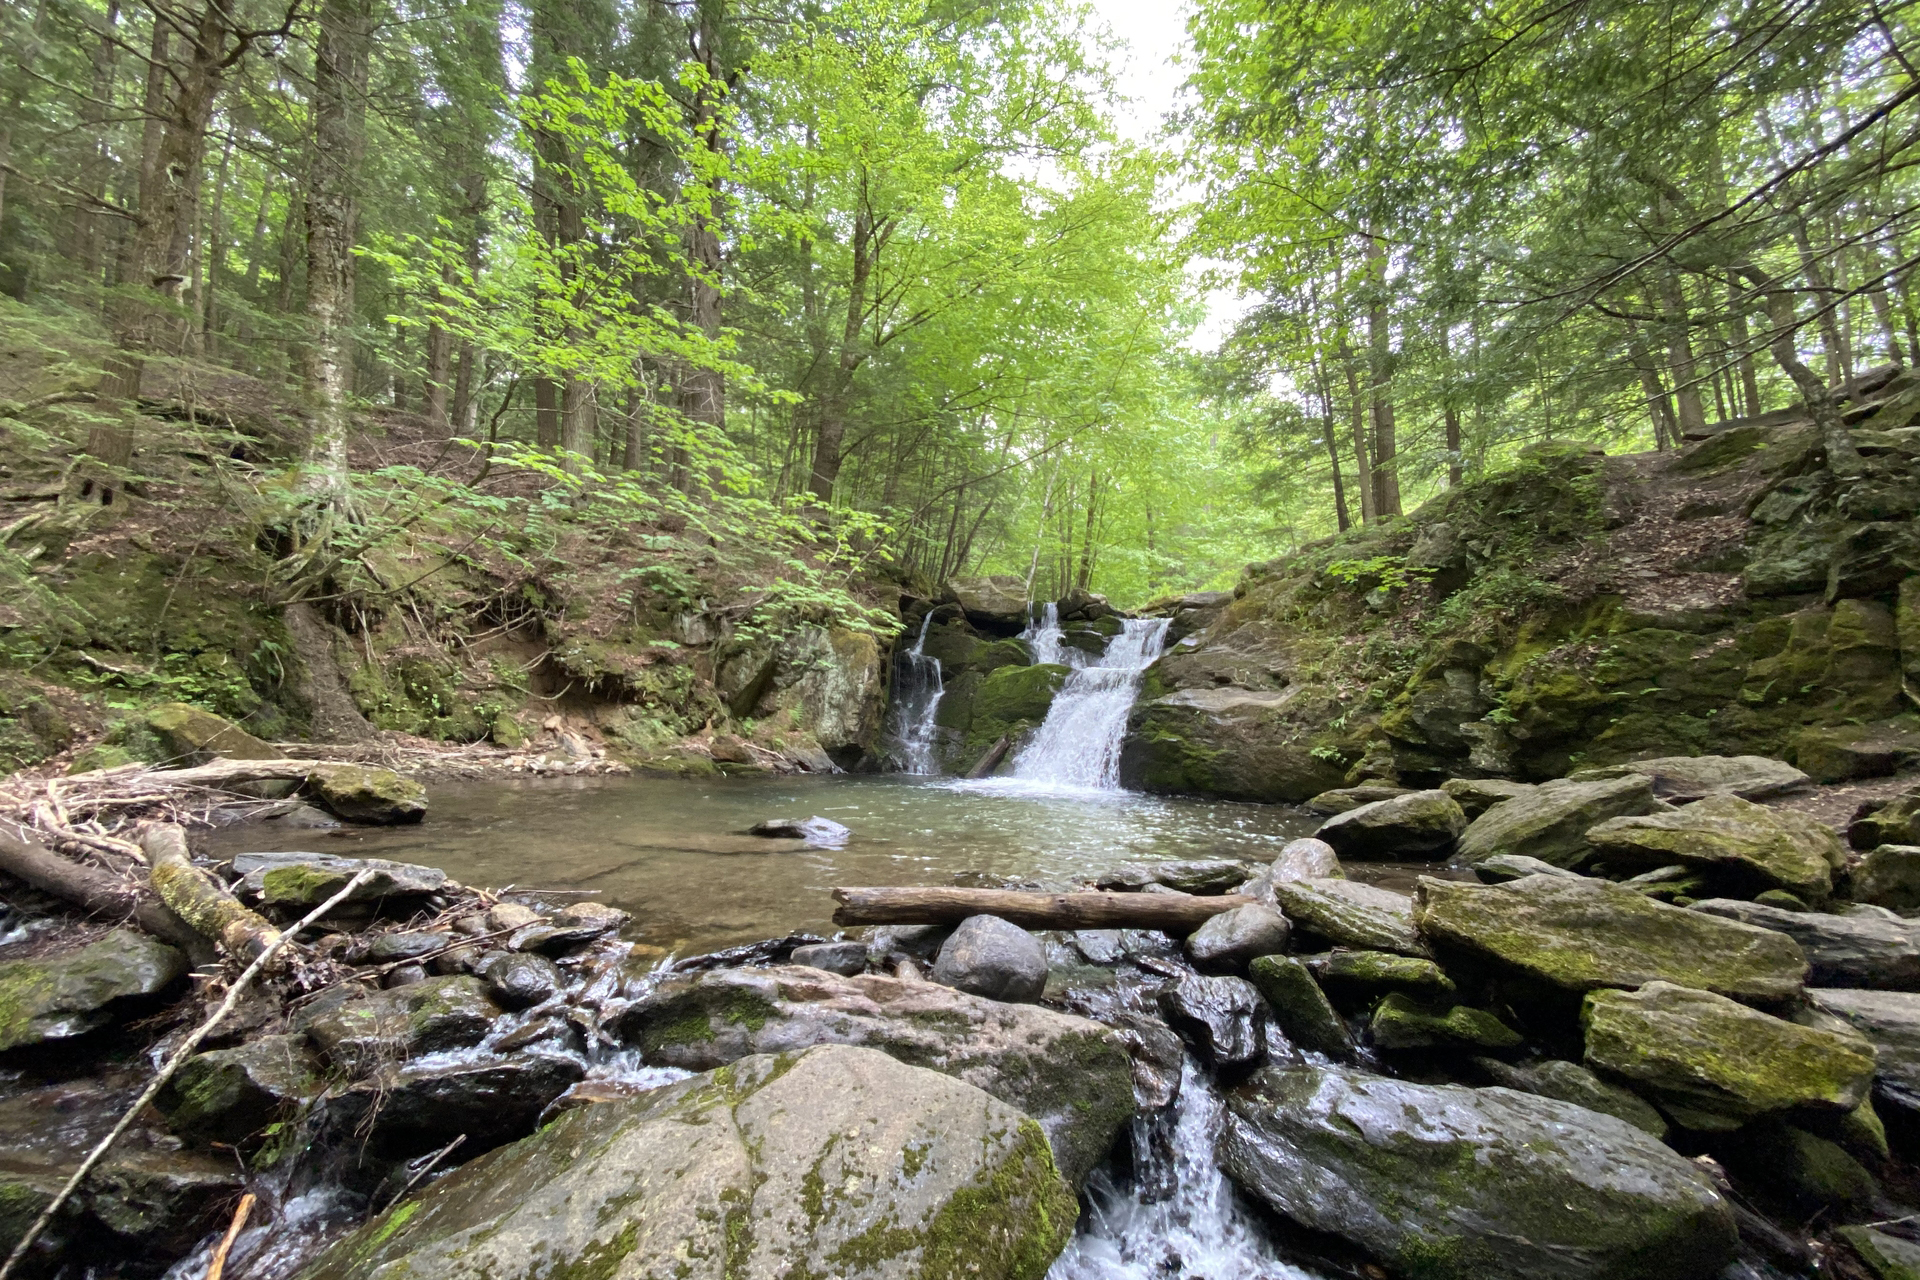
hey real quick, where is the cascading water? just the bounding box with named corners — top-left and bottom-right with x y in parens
top-left (1048, 1059), bottom-right (1313, 1280)
top-left (1009, 616), bottom-right (1170, 790)
top-left (888, 612), bottom-right (946, 775)
top-left (1018, 601), bottom-right (1085, 669)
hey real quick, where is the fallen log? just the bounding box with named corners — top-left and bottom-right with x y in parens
top-left (0, 821), bottom-right (204, 953)
top-left (831, 886), bottom-right (1254, 934)
top-left (143, 825), bottom-right (282, 963)
top-left (963, 735), bottom-right (1011, 780)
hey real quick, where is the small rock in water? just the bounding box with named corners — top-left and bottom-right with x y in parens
top-left (487, 902), bottom-right (543, 932)
top-left (748, 815), bottom-right (851, 846)
top-left (1185, 904), bottom-right (1290, 969)
top-left (790, 941), bottom-right (867, 976)
top-left (479, 951), bottom-right (564, 1009)
top-left (930, 914), bottom-right (1047, 1003)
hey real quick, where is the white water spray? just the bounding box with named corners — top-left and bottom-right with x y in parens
top-left (1048, 1060), bottom-right (1313, 1280)
top-left (1018, 602), bottom-right (1085, 669)
top-left (889, 612), bottom-right (946, 775)
top-left (1009, 616), bottom-right (1170, 790)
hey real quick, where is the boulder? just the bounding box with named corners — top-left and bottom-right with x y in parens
top-left (1303, 784), bottom-right (1411, 816)
top-left (1220, 1065), bottom-right (1738, 1280)
top-left (1270, 877), bottom-right (1431, 957)
top-left (944, 574), bottom-right (1034, 630)
top-left (476, 951), bottom-right (563, 1009)
top-left (1689, 898), bottom-right (1920, 989)
top-left (1442, 777), bottom-right (1538, 818)
top-left (1854, 844), bottom-right (1920, 911)
top-left (611, 966), bottom-right (1131, 1185)
top-left (145, 702), bottom-right (276, 763)
top-left (1369, 993), bottom-right (1522, 1052)
top-left (931, 914), bottom-right (1047, 1003)
top-left (232, 852), bottom-right (445, 906)
top-left (1850, 785), bottom-right (1920, 850)
top-left (1160, 973), bottom-right (1263, 1068)
top-left (1120, 686), bottom-right (1348, 803)
top-left (0, 1142), bottom-right (246, 1264)
top-left (1185, 904), bottom-right (1290, 968)
top-left (1584, 793), bottom-right (1845, 899)
top-left (297, 975), bottom-right (501, 1075)
top-left (1413, 875), bottom-right (1808, 1004)
top-left (1582, 981), bottom-right (1875, 1130)
top-left (1306, 949), bottom-right (1457, 1002)
top-left (790, 941), bottom-right (867, 975)
top-left (1567, 755), bottom-right (1809, 801)
top-left (1314, 789), bottom-right (1467, 860)
top-left (1793, 726), bottom-right (1920, 783)
top-left (0, 929), bottom-right (185, 1051)
top-left (1839, 1226), bottom-right (1920, 1280)
top-left (1474, 854), bottom-right (1584, 884)
top-left (1456, 774), bottom-right (1659, 868)
top-left (1093, 858), bottom-right (1257, 894)
top-left (330, 1052), bottom-right (587, 1158)
top-left (795, 627), bottom-right (887, 766)
top-left (1718, 1121), bottom-right (1879, 1211)
top-left (747, 815), bottom-right (851, 846)
top-left (1804, 989), bottom-right (1920, 1118)
top-left (157, 1033), bottom-right (322, 1143)
top-left (1471, 1057), bottom-right (1668, 1138)
top-left (1266, 837), bottom-right (1341, 884)
top-left (1248, 955), bottom-right (1353, 1058)
top-left (293, 1046), bottom-right (1079, 1280)
top-left (305, 763), bottom-right (427, 824)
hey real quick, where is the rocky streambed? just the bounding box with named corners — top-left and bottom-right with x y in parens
top-left (6, 751), bottom-right (1920, 1279)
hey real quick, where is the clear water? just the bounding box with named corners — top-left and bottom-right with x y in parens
top-left (1003, 616), bottom-right (1172, 791)
top-left (202, 774), bottom-right (1316, 953)
top-left (888, 612), bottom-right (946, 775)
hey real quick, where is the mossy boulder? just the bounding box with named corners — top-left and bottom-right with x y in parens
top-left (610, 965), bottom-right (1132, 1186)
top-left (293, 1045), bottom-right (1079, 1280)
top-left (1583, 981), bottom-right (1875, 1131)
top-left (1368, 993), bottom-right (1522, 1052)
top-left (1851, 844), bottom-right (1920, 911)
top-left (1585, 793), bottom-right (1844, 899)
top-left (327, 1052), bottom-right (587, 1160)
top-left (1472, 1057), bottom-right (1669, 1138)
top-left (1413, 874), bottom-right (1808, 1004)
top-left (0, 929), bottom-right (185, 1051)
top-left (1121, 687), bottom-right (1348, 803)
top-left (1851, 786), bottom-right (1920, 850)
top-left (1220, 1064), bottom-right (1738, 1280)
top-left (1566, 755), bottom-right (1809, 800)
top-left (1247, 955), bottom-right (1352, 1058)
top-left (296, 975), bottom-right (500, 1076)
top-left (0, 1142), bottom-right (245, 1266)
top-left (1305, 948), bottom-right (1458, 1003)
top-left (145, 702), bottom-right (276, 764)
top-left (1805, 989), bottom-right (1920, 1121)
top-left (1314, 789), bottom-right (1467, 860)
top-left (233, 851), bottom-right (446, 906)
top-left (1717, 1120), bottom-right (1879, 1211)
top-left (972, 663), bottom-right (1068, 727)
top-left (1456, 774), bottom-right (1659, 869)
top-left (1269, 877), bottom-right (1431, 957)
top-left (304, 763), bottom-right (427, 825)
top-left (157, 1033), bottom-right (322, 1143)
top-left (1838, 1225), bottom-right (1920, 1280)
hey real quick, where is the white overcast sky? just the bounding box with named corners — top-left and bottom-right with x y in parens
top-left (1079, 0), bottom-right (1248, 350)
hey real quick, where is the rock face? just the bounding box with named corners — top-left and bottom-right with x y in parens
top-left (1583, 981), bottom-right (1875, 1129)
top-left (1413, 875), bottom-right (1808, 1003)
top-left (795, 627), bottom-right (886, 767)
top-left (1585, 794), bottom-right (1843, 898)
top-left (294, 1046), bottom-right (1079, 1280)
top-left (1455, 775), bottom-right (1659, 868)
top-left (1120, 686), bottom-right (1347, 803)
top-left (304, 763), bottom-right (428, 824)
top-left (1568, 755), bottom-right (1810, 800)
top-left (1220, 1065), bottom-right (1738, 1280)
top-left (1314, 789), bottom-right (1467, 860)
top-left (931, 914), bottom-right (1048, 1003)
top-left (232, 851), bottom-right (446, 905)
top-left (1186, 904), bottom-right (1290, 968)
top-left (1689, 898), bottom-right (1920, 989)
top-left (1270, 877), bottom-right (1430, 957)
top-left (1805, 988), bottom-right (1920, 1116)
top-left (612, 966), bottom-right (1131, 1185)
top-left (0, 929), bottom-right (185, 1050)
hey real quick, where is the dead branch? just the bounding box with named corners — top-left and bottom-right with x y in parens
top-left (0, 820), bottom-right (202, 952)
top-left (143, 825), bottom-right (282, 963)
top-left (831, 886), bottom-right (1254, 933)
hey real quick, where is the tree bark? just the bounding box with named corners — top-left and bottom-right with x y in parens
top-left (1653, 272), bottom-right (1709, 438)
top-left (1339, 342), bottom-right (1374, 523)
top-left (143, 825), bottom-right (282, 963)
top-left (677, 4), bottom-right (727, 462)
top-left (1364, 238), bottom-right (1401, 518)
top-left (808, 209), bottom-right (875, 502)
top-left (832, 886), bottom-right (1254, 933)
top-left (1737, 263), bottom-right (1863, 477)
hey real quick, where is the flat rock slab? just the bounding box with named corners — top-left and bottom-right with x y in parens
top-left (1806, 989), bottom-right (1920, 1117)
top-left (0, 929), bottom-right (185, 1051)
top-left (232, 852), bottom-right (446, 905)
top-left (611, 965), bottom-right (1132, 1186)
top-left (1413, 874), bottom-right (1808, 1004)
top-left (1315, 789), bottom-right (1467, 860)
top-left (1457, 774), bottom-right (1659, 868)
top-left (1586, 794), bottom-right (1844, 898)
top-left (1569, 755), bottom-right (1810, 801)
top-left (1690, 899), bottom-right (1920, 989)
top-left (1269, 877), bottom-right (1430, 957)
top-left (293, 1045), bottom-right (1079, 1280)
top-left (1092, 859), bottom-right (1258, 893)
top-left (1220, 1064), bottom-right (1737, 1280)
top-left (1584, 981), bottom-right (1875, 1130)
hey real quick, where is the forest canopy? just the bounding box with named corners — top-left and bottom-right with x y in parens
top-left (0, 0), bottom-right (1909, 605)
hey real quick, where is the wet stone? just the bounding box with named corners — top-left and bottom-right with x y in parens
top-left (1185, 904), bottom-right (1290, 969)
top-left (1248, 955), bottom-right (1352, 1059)
top-left (232, 852), bottom-right (446, 906)
top-left (789, 941), bottom-right (867, 976)
top-left (477, 951), bottom-right (563, 1010)
top-left (0, 929), bottom-right (186, 1051)
top-left (930, 914), bottom-right (1047, 1004)
top-left (1160, 973), bottom-right (1264, 1068)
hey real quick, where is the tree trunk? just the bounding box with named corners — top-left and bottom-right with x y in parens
top-left (1364, 238), bottom-right (1400, 518)
top-left (424, 267), bottom-right (452, 429)
top-left (68, 0), bottom-right (120, 281)
top-left (1312, 358), bottom-right (1351, 530)
top-left (1654, 272), bottom-right (1708, 438)
top-left (1629, 327), bottom-right (1677, 448)
top-left (1340, 346), bottom-right (1374, 523)
top-left (832, 886), bottom-right (1255, 933)
top-left (808, 211), bottom-right (874, 502)
top-left (1738, 263), bottom-right (1862, 477)
top-left (678, 4), bottom-right (727, 467)
top-left (302, 0), bottom-right (372, 498)
top-left (1437, 325), bottom-right (1462, 486)
top-left (1727, 271), bottom-right (1763, 412)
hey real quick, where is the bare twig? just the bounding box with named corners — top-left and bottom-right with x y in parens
top-left (202, 1192), bottom-right (255, 1280)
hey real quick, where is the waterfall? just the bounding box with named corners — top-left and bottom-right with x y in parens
top-left (1018, 602), bottom-right (1084, 669)
top-left (888, 612), bottom-right (946, 775)
top-left (1008, 615), bottom-right (1170, 790)
top-left (1047, 1059), bottom-right (1311, 1280)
